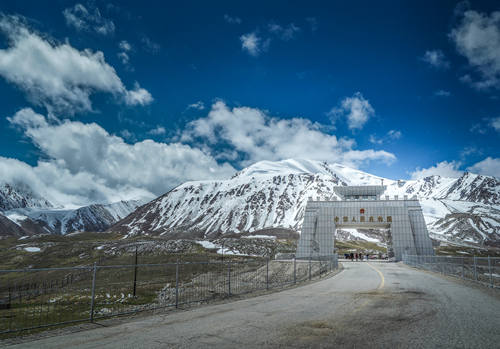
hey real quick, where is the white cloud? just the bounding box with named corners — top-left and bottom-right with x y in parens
top-left (329, 92), bottom-right (375, 130)
top-left (450, 9), bottom-right (500, 90)
top-left (369, 135), bottom-right (383, 145)
top-left (410, 161), bottom-right (463, 179)
top-left (421, 50), bottom-right (450, 69)
top-left (187, 101), bottom-right (205, 110)
top-left (387, 130), bottom-right (402, 139)
top-left (124, 83), bottom-right (153, 106)
top-left (117, 41), bottom-right (133, 69)
top-left (4, 108), bottom-right (235, 207)
top-left (240, 32), bottom-right (269, 56)
top-left (182, 101), bottom-right (395, 168)
top-left (268, 22), bottom-right (300, 41)
top-left (148, 126), bottom-right (166, 136)
top-left (0, 15), bottom-right (152, 113)
top-left (62, 3), bottom-right (115, 36)
top-left (369, 130), bottom-right (402, 145)
top-left (467, 157), bottom-right (500, 178)
top-left (117, 51), bottom-right (130, 65)
top-left (434, 89), bottom-right (451, 97)
top-left (224, 14), bottom-right (241, 24)
top-left (491, 116), bottom-right (500, 132)
top-left (119, 40), bottom-right (131, 52)
top-left (141, 36), bottom-right (160, 53)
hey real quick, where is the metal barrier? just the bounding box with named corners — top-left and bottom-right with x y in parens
top-left (0, 254), bottom-right (338, 336)
top-left (403, 255), bottom-right (500, 288)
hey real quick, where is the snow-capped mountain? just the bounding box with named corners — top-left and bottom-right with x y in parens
top-left (0, 180), bottom-right (147, 236)
top-left (0, 183), bottom-right (53, 211)
top-left (110, 159), bottom-right (499, 246)
top-left (2, 199), bottom-right (144, 236)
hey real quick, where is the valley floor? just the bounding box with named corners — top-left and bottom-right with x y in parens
top-left (5, 261), bottom-right (500, 348)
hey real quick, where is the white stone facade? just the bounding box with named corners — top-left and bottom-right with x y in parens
top-left (296, 186), bottom-right (434, 261)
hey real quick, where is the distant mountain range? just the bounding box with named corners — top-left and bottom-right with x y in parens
top-left (0, 182), bottom-right (143, 236)
top-left (1, 159), bottom-right (499, 247)
top-left (109, 159), bottom-right (500, 247)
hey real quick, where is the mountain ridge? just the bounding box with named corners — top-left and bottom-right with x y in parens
top-left (109, 159), bottom-right (500, 246)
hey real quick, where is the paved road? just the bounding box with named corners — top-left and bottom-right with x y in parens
top-left (9, 262), bottom-right (500, 348)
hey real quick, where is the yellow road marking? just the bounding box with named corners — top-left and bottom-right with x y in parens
top-left (367, 263), bottom-right (385, 290)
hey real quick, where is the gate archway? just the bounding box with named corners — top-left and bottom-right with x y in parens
top-left (296, 186), bottom-right (434, 261)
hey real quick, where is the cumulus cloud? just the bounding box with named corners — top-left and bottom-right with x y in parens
top-left (182, 101), bottom-right (395, 168)
top-left (410, 161), bottom-right (463, 179)
top-left (125, 83), bottom-right (153, 106)
top-left (240, 32), bottom-right (269, 56)
top-left (62, 3), bottom-right (115, 35)
top-left (0, 15), bottom-right (152, 114)
top-left (467, 157), bottom-right (500, 178)
top-left (421, 50), bottom-right (450, 69)
top-left (3, 108), bottom-right (235, 207)
top-left (329, 92), bottom-right (375, 130)
top-left (450, 9), bottom-right (500, 90)
top-left (224, 14), bottom-right (241, 24)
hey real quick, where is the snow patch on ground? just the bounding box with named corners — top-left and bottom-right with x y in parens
top-left (24, 247), bottom-right (40, 252)
top-left (242, 235), bottom-right (277, 240)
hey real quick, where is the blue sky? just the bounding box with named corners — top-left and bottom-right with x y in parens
top-left (0, 1), bottom-right (498, 206)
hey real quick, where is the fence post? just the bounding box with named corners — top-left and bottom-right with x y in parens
top-left (473, 256), bottom-right (477, 281)
top-left (133, 246), bottom-right (138, 297)
top-left (461, 257), bottom-right (464, 279)
top-left (90, 262), bottom-right (97, 323)
top-left (309, 256), bottom-right (312, 281)
top-left (175, 259), bottom-right (179, 308)
top-left (227, 260), bottom-right (231, 296)
top-left (293, 258), bottom-right (297, 284)
top-left (488, 256), bottom-right (493, 287)
top-left (266, 257), bottom-right (269, 290)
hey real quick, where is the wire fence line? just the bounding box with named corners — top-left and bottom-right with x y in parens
top-left (403, 255), bottom-right (500, 289)
top-left (0, 255), bottom-right (338, 336)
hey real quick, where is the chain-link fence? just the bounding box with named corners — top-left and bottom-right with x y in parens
top-left (0, 255), bottom-right (338, 336)
top-left (403, 255), bottom-right (500, 288)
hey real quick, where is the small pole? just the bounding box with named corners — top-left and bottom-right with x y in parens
top-left (309, 256), bottom-right (312, 281)
top-left (175, 259), bottom-right (179, 308)
top-left (462, 257), bottom-right (464, 279)
top-left (488, 256), bottom-right (493, 287)
top-left (133, 246), bottom-right (138, 297)
top-left (266, 257), bottom-right (269, 290)
top-left (293, 258), bottom-right (296, 284)
top-left (474, 256), bottom-right (477, 281)
top-left (90, 262), bottom-right (97, 323)
top-left (227, 260), bottom-right (231, 296)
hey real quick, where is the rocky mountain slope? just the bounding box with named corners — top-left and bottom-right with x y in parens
top-left (110, 159), bottom-right (500, 247)
top-left (0, 183), bottom-right (144, 236)
top-left (0, 183), bottom-right (52, 211)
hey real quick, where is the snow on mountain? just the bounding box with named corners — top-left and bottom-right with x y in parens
top-left (0, 183), bottom-right (53, 211)
top-left (110, 159), bottom-right (500, 246)
top-left (3, 200), bottom-right (144, 235)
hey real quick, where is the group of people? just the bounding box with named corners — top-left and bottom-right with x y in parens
top-left (344, 252), bottom-right (369, 261)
